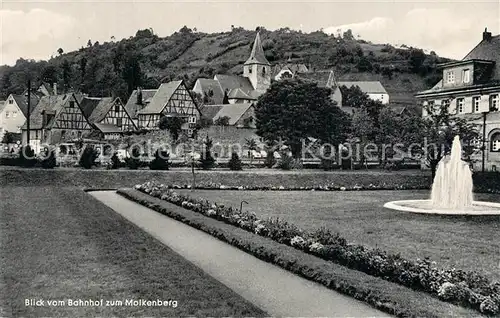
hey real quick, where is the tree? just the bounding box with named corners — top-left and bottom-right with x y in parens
top-left (57, 48), bottom-right (64, 55)
top-left (18, 145), bottom-right (36, 167)
top-left (416, 104), bottom-right (480, 178)
top-left (351, 108), bottom-right (377, 168)
top-left (79, 145), bottom-right (98, 169)
top-left (214, 116), bottom-right (230, 126)
top-left (87, 39), bottom-right (92, 47)
top-left (245, 138), bottom-right (258, 166)
top-left (228, 152), bottom-right (242, 171)
top-left (158, 116), bottom-right (185, 141)
top-left (1, 131), bottom-right (15, 144)
top-left (256, 79), bottom-right (350, 158)
top-left (342, 29), bottom-right (355, 41)
top-left (125, 145), bottom-right (141, 170)
top-left (149, 149), bottom-right (170, 170)
top-left (263, 139), bottom-right (277, 168)
top-left (110, 152), bottom-right (120, 169)
top-left (40, 147), bottom-right (57, 169)
top-left (199, 136), bottom-right (215, 170)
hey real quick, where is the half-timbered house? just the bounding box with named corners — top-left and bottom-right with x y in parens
top-left (21, 93), bottom-right (90, 152)
top-left (136, 80), bottom-right (200, 135)
top-left (80, 97), bottom-right (137, 140)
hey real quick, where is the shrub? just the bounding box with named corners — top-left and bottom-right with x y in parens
top-left (199, 137), bottom-right (215, 170)
top-left (125, 146), bottom-right (141, 170)
top-left (133, 181), bottom-right (500, 315)
top-left (277, 152), bottom-right (294, 170)
top-left (264, 150), bottom-right (276, 168)
top-left (18, 145), bottom-right (37, 167)
top-left (228, 152), bottom-right (242, 171)
top-left (110, 152), bottom-right (121, 169)
top-left (40, 147), bottom-right (57, 169)
top-left (149, 149), bottom-right (170, 170)
top-left (79, 145), bottom-right (98, 169)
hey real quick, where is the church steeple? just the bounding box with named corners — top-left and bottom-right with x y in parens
top-left (245, 32), bottom-right (270, 66)
top-left (243, 31), bottom-right (271, 93)
top-left (326, 70), bottom-right (338, 88)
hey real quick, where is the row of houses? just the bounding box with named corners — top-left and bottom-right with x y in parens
top-left (0, 31), bottom-right (392, 157)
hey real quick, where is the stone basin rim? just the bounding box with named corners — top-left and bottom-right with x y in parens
top-left (383, 199), bottom-right (500, 215)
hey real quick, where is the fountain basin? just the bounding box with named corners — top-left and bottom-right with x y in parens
top-left (384, 200), bottom-right (500, 215)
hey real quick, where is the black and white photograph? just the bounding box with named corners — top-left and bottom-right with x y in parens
top-left (1, 0), bottom-right (500, 316)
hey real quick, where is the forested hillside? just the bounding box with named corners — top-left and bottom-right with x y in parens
top-left (0, 26), bottom-right (451, 104)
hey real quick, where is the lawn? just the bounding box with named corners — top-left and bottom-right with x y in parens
top-left (0, 186), bottom-right (266, 317)
top-left (179, 189), bottom-right (500, 282)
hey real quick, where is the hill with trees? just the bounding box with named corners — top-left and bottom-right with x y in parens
top-left (0, 26), bottom-right (450, 104)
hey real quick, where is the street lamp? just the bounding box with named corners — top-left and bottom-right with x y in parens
top-left (482, 111), bottom-right (487, 172)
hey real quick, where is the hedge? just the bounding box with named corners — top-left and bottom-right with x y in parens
top-left (132, 181), bottom-right (500, 316)
top-left (117, 188), bottom-right (484, 318)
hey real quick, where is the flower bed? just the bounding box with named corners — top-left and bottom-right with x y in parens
top-left (134, 181), bottom-right (500, 316)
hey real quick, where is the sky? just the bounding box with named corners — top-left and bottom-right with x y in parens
top-left (0, 0), bottom-right (499, 66)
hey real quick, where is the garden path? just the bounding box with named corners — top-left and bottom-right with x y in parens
top-left (90, 190), bottom-right (389, 317)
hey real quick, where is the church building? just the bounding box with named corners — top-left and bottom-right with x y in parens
top-left (192, 32), bottom-right (272, 105)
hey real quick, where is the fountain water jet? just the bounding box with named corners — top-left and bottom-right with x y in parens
top-left (384, 135), bottom-right (500, 215)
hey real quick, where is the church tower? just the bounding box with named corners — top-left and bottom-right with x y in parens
top-left (243, 32), bottom-right (271, 94)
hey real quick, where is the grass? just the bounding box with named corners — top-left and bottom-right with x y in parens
top-left (179, 189), bottom-right (500, 282)
top-left (0, 186), bottom-right (266, 317)
top-left (118, 188), bottom-right (484, 318)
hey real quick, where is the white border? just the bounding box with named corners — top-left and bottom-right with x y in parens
top-left (383, 200), bottom-right (500, 215)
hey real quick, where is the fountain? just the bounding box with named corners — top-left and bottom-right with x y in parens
top-left (384, 135), bottom-right (500, 215)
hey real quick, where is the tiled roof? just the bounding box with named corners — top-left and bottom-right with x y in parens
top-left (273, 63), bottom-right (309, 77)
top-left (296, 71), bottom-right (334, 88)
top-left (80, 97), bottom-right (114, 123)
top-left (94, 122), bottom-right (122, 133)
top-left (138, 81), bottom-right (183, 114)
top-left (463, 34), bottom-right (500, 81)
top-left (194, 78), bottom-right (225, 104)
top-left (338, 81), bottom-right (388, 94)
top-left (200, 104), bottom-right (225, 120)
top-left (214, 74), bottom-right (255, 94)
top-left (228, 88), bottom-right (256, 100)
top-left (245, 32), bottom-right (270, 66)
top-left (125, 89), bottom-right (157, 118)
top-left (22, 94), bottom-right (82, 130)
top-left (212, 103), bottom-right (254, 126)
top-left (12, 94), bottom-right (40, 118)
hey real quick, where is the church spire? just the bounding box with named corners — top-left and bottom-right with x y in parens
top-left (326, 70), bottom-right (338, 88)
top-left (245, 32), bottom-right (270, 66)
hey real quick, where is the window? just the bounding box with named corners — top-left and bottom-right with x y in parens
top-left (473, 96), bottom-right (481, 112)
top-left (116, 118), bottom-right (122, 127)
top-left (12, 111), bottom-right (17, 118)
top-left (262, 67), bottom-right (266, 75)
top-left (8, 99), bottom-right (13, 104)
top-left (248, 67), bottom-right (252, 74)
top-left (457, 98), bottom-right (465, 114)
top-left (69, 101), bottom-right (75, 108)
top-left (447, 71), bottom-right (455, 83)
top-left (442, 99), bottom-right (450, 109)
top-left (462, 69), bottom-right (470, 83)
top-left (61, 130), bottom-right (66, 139)
top-left (5, 111), bottom-right (10, 118)
top-left (115, 105), bottom-right (120, 113)
top-left (189, 116), bottom-right (196, 124)
top-left (491, 133), bottom-right (500, 152)
top-left (380, 95), bottom-right (384, 100)
top-left (491, 94), bottom-right (499, 111)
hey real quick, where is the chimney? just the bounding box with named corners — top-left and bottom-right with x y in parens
top-left (483, 27), bottom-right (492, 41)
top-left (136, 87), bottom-right (143, 105)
